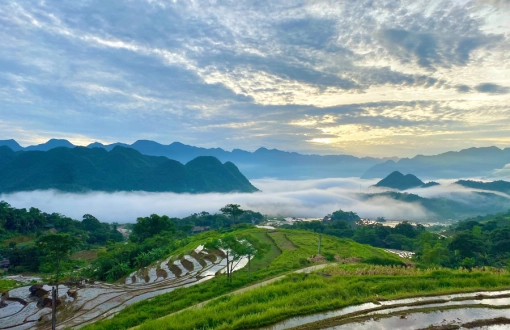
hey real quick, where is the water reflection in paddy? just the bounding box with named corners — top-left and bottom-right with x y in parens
top-left (263, 290), bottom-right (510, 330)
top-left (325, 307), bottom-right (510, 330)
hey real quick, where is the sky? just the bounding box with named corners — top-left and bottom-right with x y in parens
top-left (0, 0), bottom-right (509, 157)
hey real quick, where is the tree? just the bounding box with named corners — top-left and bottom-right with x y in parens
top-left (37, 233), bottom-right (80, 295)
top-left (394, 221), bottom-right (417, 238)
top-left (449, 232), bottom-right (488, 260)
top-left (131, 214), bottom-right (176, 242)
top-left (238, 235), bottom-right (269, 278)
top-left (206, 235), bottom-right (248, 282)
top-left (220, 204), bottom-right (245, 226)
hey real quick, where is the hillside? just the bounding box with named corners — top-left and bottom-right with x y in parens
top-left (374, 171), bottom-right (424, 190)
top-left (455, 179), bottom-right (510, 194)
top-left (362, 146), bottom-right (510, 179)
top-left (80, 227), bottom-right (406, 330)
top-left (0, 146), bottom-right (258, 193)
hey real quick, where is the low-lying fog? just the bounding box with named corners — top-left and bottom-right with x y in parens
top-left (0, 178), bottom-right (508, 223)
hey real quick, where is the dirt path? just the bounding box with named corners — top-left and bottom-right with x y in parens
top-left (129, 263), bottom-right (335, 329)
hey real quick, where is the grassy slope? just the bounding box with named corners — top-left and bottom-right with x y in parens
top-left (84, 228), bottom-right (402, 330)
top-left (139, 267), bottom-right (510, 330)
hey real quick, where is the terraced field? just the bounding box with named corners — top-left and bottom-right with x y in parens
top-left (0, 246), bottom-right (246, 330)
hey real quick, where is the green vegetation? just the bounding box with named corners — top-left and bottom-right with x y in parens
top-left (0, 202), bottom-right (123, 275)
top-left (0, 279), bottom-right (19, 292)
top-left (37, 233), bottom-right (80, 293)
top-left (286, 209), bottom-right (510, 270)
top-left (137, 266), bottom-right (510, 330)
top-left (4, 199), bottom-right (510, 330)
top-left (0, 146), bottom-right (257, 193)
top-left (247, 232), bottom-right (281, 272)
top-left (84, 228), bottom-right (406, 330)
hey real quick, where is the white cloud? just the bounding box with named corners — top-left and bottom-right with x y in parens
top-left (2, 177), bottom-right (508, 223)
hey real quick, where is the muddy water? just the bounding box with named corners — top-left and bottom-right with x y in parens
top-left (262, 290), bottom-right (510, 330)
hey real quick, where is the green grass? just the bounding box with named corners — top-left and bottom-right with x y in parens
top-left (268, 231), bottom-right (297, 250)
top-left (248, 232), bottom-right (281, 272)
top-left (3, 235), bottom-right (33, 246)
top-left (84, 228), bottom-right (408, 330)
top-left (0, 279), bottom-right (19, 292)
top-left (138, 267), bottom-right (510, 330)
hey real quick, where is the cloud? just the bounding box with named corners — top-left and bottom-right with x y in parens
top-left (493, 163), bottom-right (510, 178)
top-left (474, 83), bottom-right (510, 94)
top-left (0, 0), bottom-right (509, 157)
top-left (1, 177), bottom-right (508, 223)
top-left (456, 84), bottom-right (472, 93)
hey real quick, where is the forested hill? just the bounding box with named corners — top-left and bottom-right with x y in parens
top-left (0, 146), bottom-right (258, 193)
top-left (455, 180), bottom-right (510, 195)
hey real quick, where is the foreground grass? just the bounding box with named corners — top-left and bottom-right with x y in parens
top-left (138, 266), bottom-right (510, 330)
top-left (84, 229), bottom-right (407, 330)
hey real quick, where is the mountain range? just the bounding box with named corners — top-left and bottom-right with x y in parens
top-left (1, 139), bottom-right (510, 180)
top-left (361, 146), bottom-right (510, 180)
top-left (0, 139), bottom-right (388, 179)
top-left (0, 145), bottom-right (258, 193)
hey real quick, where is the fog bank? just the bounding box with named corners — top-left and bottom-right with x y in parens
top-left (0, 177), bottom-right (507, 223)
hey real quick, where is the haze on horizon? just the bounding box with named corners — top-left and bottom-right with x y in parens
top-left (1, 0), bottom-right (509, 158)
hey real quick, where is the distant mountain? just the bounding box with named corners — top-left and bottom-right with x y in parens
top-left (0, 146), bottom-right (258, 193)
top-left (0, 139), bottom-right (23, 152)
top-left (0, 139), bottom-right (384, 179)
top-left (374, 171), bottom-right (424, 190)
top-left (362, 146), bottom-right (510, 180)
top-left (24, 138), bottom-right (75, 151)
top-left (421, 181), bottom-right (440, 188)
top-left (4, 139), bottom-right (510, 180)
top-left (455, 180), bottom-right (510, 195)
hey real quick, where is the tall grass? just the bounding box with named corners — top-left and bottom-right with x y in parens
top-left (138, 269), bottom-right (510, 330)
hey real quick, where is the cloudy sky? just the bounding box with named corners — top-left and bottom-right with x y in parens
top-left (0, 0), bottom-right (509, 157)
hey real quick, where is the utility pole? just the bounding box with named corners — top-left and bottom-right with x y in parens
top-left (51, 286), bottom-right (56, 330)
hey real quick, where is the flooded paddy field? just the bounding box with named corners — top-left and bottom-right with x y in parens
top-left (0, 246), bottom-right (246, 329)
top-left (263, 290), bottom-right (510, 330)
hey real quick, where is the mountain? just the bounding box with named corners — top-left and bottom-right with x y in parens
top-left (89, 140), bottom-right (385, 179)
top-left (0, 139), bottom-right (23, 151)
top-left (0, 139), bottom-right (384, 179)
top-left (24, 139), bottom-right (75, 151)
top-left (374, 171), bottom-right (424, 190)
top-left (5, 139), bottom-right (510, 181)
top-left (421, 181), bottom-right (440, 188)
top-left (455, 180), bottom-right (510, 195)
top-left (362, 146), bottom-right (510, 180)
top-left (0, 146), bottom-right (258, 193)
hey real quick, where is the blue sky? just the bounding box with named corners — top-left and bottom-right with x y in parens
top-left (0, 0), bottom-right (509, 157)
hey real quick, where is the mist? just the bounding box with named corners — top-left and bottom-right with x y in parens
top-left (0, 177), bottom-right (507, 223)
